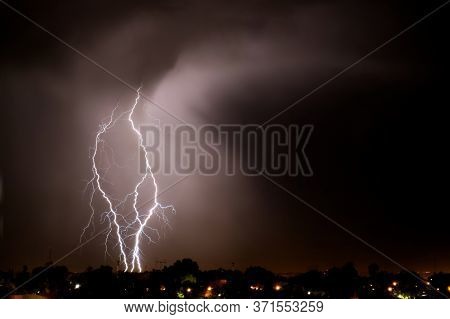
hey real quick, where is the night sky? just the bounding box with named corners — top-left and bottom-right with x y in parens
top-left (1, 0), bottom-right (449, 274)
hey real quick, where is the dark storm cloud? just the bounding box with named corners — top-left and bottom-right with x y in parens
top-left (1, 0), bottom-right (449, 273)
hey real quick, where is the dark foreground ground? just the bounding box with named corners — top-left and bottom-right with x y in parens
top-left (1, 259), bottom-right (449, 299)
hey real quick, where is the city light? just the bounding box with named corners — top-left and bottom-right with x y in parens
top-left (186, 288), bottom-right (192, 293)
top-left (176, 291), bottom-right (184, 299)
top-left (392, 281), bottom-right (398, 287)
top-left (74, 284), bottom-right (81, 290)
top-left (204, 286), bottom-right (213, 298)
top-left (274, 284), bottom-right (282, 291)
top-left (387, 287), bottom-right (393, 292)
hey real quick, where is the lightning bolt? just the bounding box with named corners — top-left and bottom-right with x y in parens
top-left (81, 88), bottom-right (174, 272)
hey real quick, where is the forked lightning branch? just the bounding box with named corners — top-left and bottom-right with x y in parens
top-left (81, 88), bottom-right (175, 272)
